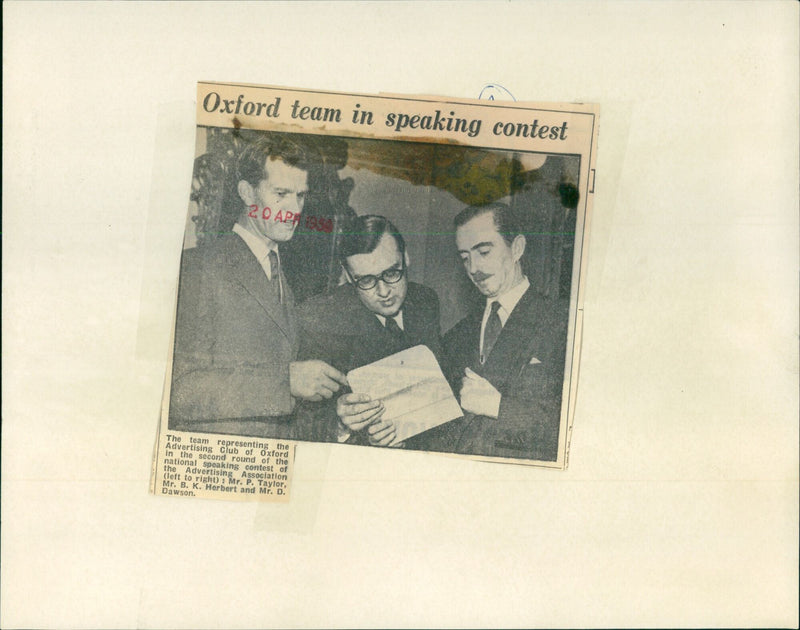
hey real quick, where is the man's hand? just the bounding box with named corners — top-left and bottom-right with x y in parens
top-left (336, 393), bottom-right (384, 432)
top-left (336, 394), bottom-right (403, 447)
top-left (460, 367), bottom-right (502, 418)
top-left (289, 360), bottom-right (348, 401)
top-left (366, 416), bottom-right (403, 448)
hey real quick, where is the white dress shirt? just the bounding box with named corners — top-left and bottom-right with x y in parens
top-left (375, 312), bottom-right (404, 331)
top-left (233, 223), bottom-right (280, 280)
top-left (479, 276), bottom-right (530, 359)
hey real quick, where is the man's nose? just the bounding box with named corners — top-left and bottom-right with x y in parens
top-left (375, 280), bottom-right (391, 297)
top-left (466, 255), bottom-right (479, 275)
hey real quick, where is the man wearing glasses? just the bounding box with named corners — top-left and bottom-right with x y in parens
top-left (293, 214), bottom-right (443, 446)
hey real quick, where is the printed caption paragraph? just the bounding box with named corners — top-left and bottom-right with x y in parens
top-left (153, 431), bottom-right (293, 502)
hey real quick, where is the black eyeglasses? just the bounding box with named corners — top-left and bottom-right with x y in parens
top-left (344, 261), bottom-right (406, 291)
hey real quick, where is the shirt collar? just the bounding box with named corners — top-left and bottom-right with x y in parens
top-left (233, 222), bottom-right (278, 263)
top-left (487, 276), bottom-right (530, 317)
top-left (375, 311), bottom-right (404, 330)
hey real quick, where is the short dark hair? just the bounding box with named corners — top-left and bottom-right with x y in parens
top-left (453, 201), bottom-right (520, 246)
top-left (236, 132), bottom-right (319, 187)
top-left (338, 215), bottom-right (406, 265)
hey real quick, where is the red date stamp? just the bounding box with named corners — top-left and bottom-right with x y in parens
top-left (247, 205), bottom-right (333, 233)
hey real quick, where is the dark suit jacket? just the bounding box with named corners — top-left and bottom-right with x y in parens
top-left (294, 282), bottom-right (442, 444)
top-left (440, 286), bottom-right (569, 462)
top-left (168, 233), bottom-right (298, 438)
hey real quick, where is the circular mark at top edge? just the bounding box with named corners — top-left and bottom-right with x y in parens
top-left (478, 84), bottom-right (517, 101)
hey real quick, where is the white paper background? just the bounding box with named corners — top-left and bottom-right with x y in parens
top-left (3, 2), bottom-right (798, 627)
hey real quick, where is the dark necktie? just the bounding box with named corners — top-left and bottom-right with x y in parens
top-left (384, 316), bottom-right (404, 339)
top-left (481, 301), bottom-right (502, 364)
top-left (268, 250), bottom-right (283, 304)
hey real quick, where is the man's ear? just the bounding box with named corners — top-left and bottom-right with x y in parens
top-left (340, 262), bottom-right (354, 286)
top-left (404, 250), bottom-right (411, 269)
top-left (237, 180), bottom-right (255, 206)
top-left (511, 234), bottom-right (526, 262)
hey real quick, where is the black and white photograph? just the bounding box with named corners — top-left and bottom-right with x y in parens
top-left (158, 84), bottom-right (596, 472)
top-left (4, 3), bottom-right (796, 627)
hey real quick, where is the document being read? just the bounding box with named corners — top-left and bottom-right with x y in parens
top-left (347, 345), bottom-right (463, 443)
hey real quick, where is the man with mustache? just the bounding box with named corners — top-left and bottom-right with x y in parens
top-left (440, 201), bottom-right (569, 461)
top-left (169, 132), bottom-right (347, 438)
top-left (293, 214), bottom-right (442, 446)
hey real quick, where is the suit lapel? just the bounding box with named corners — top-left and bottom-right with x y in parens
top-left (226, 235), bottom-right (294, 341)
top-left (341, 286), bottom-right (385, 336)
top-left (400, 289), bottom-right (420, 343)
top-left (481, 287), bottom-right (540, 391)
top-left (461, 310), bottom-right (483, 371)
top-left (338, 285), bottom-right (419, 361)
top-left (282, 272), bottom-right (297, 343)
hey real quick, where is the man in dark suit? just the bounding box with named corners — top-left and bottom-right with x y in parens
top-left (168, 132), bottom-right (347, 438)
top-left (440, 202), bottom-right (569, 462)
top-left (294, 215), bottom-right (442, 447)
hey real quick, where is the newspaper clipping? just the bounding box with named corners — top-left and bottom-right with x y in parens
top-left (151, 81), bottom-right (599, 501)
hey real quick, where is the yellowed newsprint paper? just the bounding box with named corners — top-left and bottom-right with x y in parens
top-left (150, 81), bottom-right (599, 501)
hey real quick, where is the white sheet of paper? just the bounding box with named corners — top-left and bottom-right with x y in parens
top-left (347, 345), bottom-right (463, 443)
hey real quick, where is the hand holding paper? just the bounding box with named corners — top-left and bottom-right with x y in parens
top-left (335, 392), bottom-right (403, 447)
top-left (336, 393), bottom-right (384, 431)
top-left (366, 416), bottom-right (402, 447)
top-left (347, 345), bottom-right (463, 443)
